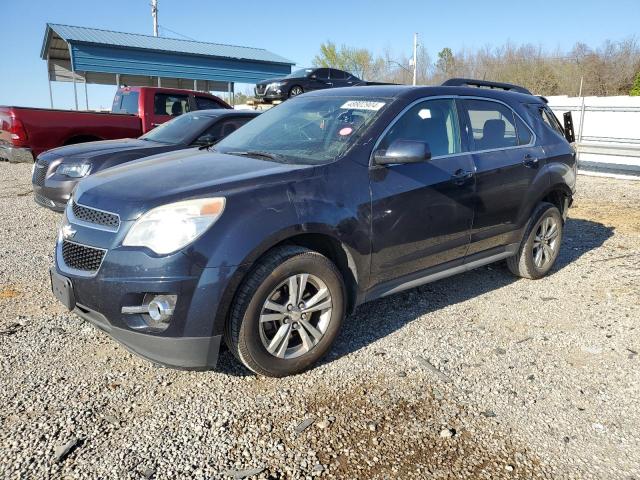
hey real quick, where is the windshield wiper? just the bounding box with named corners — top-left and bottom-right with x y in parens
top-left (225, 150), bottom-right (281, 160)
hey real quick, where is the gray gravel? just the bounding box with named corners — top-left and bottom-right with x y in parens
top-left (1, 162), bottom-right (639, 479)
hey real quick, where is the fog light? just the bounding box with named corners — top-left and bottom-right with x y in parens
top-left (121, 294), bottom-right (177, 329)
top-left (148, 295), bottom-right (175, 323)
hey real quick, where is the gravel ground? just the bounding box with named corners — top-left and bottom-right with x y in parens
top-left (1, 162), bottom-right (639, 479)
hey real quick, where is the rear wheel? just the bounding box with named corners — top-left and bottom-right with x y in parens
top-left (507, 202), bottom-right (563, 279)
top-left (226, 246), bottom-right (345, 377)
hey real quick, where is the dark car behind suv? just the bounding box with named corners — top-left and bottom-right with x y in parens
top-left (32, 110), bottom-right (259, 211)
top-left (50, 79), bottom-right (576, 377)
top-left (255, 67), bottom-right (362, 102)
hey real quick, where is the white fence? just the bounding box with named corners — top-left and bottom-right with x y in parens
top-left (546, 95), bottom-right (640, 177)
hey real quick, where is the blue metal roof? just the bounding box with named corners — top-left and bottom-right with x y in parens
top-left (42, 23), bottom-right (294, 65)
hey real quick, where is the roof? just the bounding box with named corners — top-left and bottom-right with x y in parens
top-left (41, 23), bottom-right (294, 66)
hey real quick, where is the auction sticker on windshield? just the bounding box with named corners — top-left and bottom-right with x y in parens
top-left (340, 100), bottom-right (386, 111)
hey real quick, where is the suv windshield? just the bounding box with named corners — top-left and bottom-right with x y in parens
top-left (215, 97), bottom-right (389, 165)
top-left (140, 112), bottom-right (213, 145)
top-left (285, 68), bottom-right (314, 79)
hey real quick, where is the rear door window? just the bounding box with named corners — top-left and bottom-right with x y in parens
top-left (463, 99), bottom-right (518, 151)
top-left (154, 94), bottom-right (190, 116)
top-left (329, 69), bottom-right (347, 80)
top-left (315, 68), bottom-right (330, 80)
top-left (378, 98), bottom-right (462, 157)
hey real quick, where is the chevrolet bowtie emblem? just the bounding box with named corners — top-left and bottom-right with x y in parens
top-left (61, 224), bottom-right (76, 239)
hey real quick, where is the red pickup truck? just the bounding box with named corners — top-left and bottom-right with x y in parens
top-left (0, 86), bottom-right (231, 163)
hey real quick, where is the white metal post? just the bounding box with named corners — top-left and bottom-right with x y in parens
top-left (151, 0), bottom-right (159, 36)
top-left (84, 76), bottom-right (89, 110)
top-left (68, 46), bottom-right (78, 110)
top-left (46, 54), bottom-right (53, 108)
top-left (412, 33), bottom-right (418, 86)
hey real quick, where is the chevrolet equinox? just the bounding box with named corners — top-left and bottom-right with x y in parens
top-left (50, 79), bottom-right (577, 377)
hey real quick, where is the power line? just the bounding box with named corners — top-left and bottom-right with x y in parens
top-left (158, 24), bottom-right (197, 41)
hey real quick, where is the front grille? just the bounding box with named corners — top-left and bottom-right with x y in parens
top-left (72, 202), bottom-right (120, 230)
top-left (61, 240), bottom-right (105, 272)
top-left (34, 193), bottom-right (54, 208)
top-left (33, 160), bottom-right (49, 186)
top-left (255, 85), bottom-right (266, 95)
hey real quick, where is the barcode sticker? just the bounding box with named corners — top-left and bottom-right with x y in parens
top-left (340, 101), bottom-right (386, 111)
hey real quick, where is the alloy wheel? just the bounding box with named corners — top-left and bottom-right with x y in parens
top-left (259, 273), bottom-right (332, 359)
top-left (532, 216), bottom-right (560, 268)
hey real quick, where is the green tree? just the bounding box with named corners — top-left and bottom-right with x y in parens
top-left (436, 47), bottom-right (456, 77)
top-left (631, 71), bottom-right (640, 96)
top-left (313, 41), bottom-right (383, 80)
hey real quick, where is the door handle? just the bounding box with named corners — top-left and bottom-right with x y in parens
top-left (451, 169), bottom-right (473, 185)
top-left (523, 154), bottom-right (539, 168)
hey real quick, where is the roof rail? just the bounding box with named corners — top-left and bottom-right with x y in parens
top-left (442, 78), bottom-right (532, 95)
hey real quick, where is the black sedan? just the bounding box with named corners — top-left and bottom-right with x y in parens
top-left (32, 109), bottom-right (260, 211)
top-left (254, 67), bottom-right (361, 102)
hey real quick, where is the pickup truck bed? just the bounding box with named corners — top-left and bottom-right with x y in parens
top-left (0, 107), bottom-right (141, 161)
top-left (0, 86), bottom-right (231, 163)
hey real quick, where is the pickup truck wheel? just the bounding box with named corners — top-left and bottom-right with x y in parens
top-left (507, 202), bottom-right (563, 279)
top-left (289, 86), bottom-right (304, 97)
top-left (226, 246), bottom-right (345, 377)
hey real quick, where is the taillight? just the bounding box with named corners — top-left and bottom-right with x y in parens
top-left (9, 116), bottom-right (28, 146)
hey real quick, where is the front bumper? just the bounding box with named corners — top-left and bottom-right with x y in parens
top-left (74, 301), bottom-right (222, 369)
top-left (34, 190), bottom-right (68, 212)
top-left (0, 145), bottom-right (34, 163)
top-left (255, 85), bottom-right (286, 102)
top-left (52, 235), bottom-right (240, 369)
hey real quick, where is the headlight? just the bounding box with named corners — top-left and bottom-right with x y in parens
top-left (267, 82), bottom-right (284, 90)
top-left (122, 198), bottom-right (226, 255)
top-left (57, 163), bottom-right (91, 178)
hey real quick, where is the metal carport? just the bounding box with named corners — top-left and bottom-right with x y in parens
top-left (40, 23), bottom-right (294, 109)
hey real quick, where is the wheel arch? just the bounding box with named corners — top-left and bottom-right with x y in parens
top-left (213, 229), bottom-right (361, 335)
top-left (539, 182), bottom-right (573, 219)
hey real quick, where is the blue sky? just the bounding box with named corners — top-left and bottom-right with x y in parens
top-left (2, 0), bottom-right (638, 109)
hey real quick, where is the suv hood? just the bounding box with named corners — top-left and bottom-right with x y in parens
top-left (74, 148), bottom-right (315, 220)
top-left (40, 138), bottom-right (165, 161)
top-left (256, 77), bottom-right (290, 86)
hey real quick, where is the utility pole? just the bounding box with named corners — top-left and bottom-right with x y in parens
top-left (412, 33), bottom-right (418, 86)
top-left (151, 0), bottom-right (159, 37)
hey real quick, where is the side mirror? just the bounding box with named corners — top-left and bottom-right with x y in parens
top-left (563, 111), bottom-right (575, 143)
top-left (374, 140), bottom-right (431, 165)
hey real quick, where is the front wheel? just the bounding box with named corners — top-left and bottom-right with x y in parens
top-left (288, 86), bottom-right (304, 97)
top-left (226, 246), bottom-right (345, 377)
top-left (507, 202), bottom-right (563, 279)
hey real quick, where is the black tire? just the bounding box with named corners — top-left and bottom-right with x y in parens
top-left (225, 246), bottom-right (346, 377)
top-left (507, 202), bottom-right (563, 279)
top-left (288, 85), bottom-right (304, 98)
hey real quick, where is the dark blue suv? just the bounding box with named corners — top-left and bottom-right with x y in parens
top-left (50, 79), bottom-right (577, 377)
